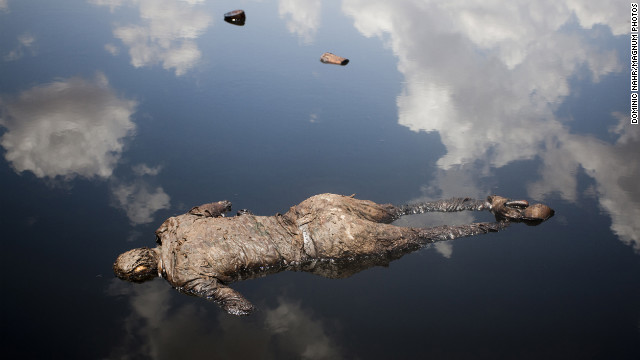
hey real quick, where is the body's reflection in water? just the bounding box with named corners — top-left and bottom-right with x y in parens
top-left (107, 279), bottom-right (343, 360)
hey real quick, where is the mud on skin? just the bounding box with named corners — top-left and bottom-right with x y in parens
top-left (113, 193), bottom-right (554, 316)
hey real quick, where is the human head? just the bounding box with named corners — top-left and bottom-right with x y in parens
top-left (113, 247), bottom-right (159, 283)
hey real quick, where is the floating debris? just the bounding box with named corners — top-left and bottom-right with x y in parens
top-left (320, 52), bottom-right (349, 66)
top-left (224, 10), bottom-right (246, 26)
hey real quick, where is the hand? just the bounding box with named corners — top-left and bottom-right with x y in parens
top-left (188, 200), bottom-right (233, 217)
top-left (222, 298), bottom-right (255, 316)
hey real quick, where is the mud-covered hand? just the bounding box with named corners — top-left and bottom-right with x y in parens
top-left (188, 200), bottom-right (233, 218)
top-left (212, 286), bottom-right (255, 316)
top-left (181, 277), bottom-right (255, 316)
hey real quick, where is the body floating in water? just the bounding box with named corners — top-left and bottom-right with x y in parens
top-left (114, 193), bottom-right (554, 316)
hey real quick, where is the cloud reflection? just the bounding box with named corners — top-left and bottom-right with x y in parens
top-left (3, 32), bottom-right (36, 61)
top-left (111, 164), bottom-right (171, 225)
top-left (91, 0), bottom-right (212, 76)
top-left (343, 0), bottom-right (638, 251)
top-left (344, 0), bottom-right (621, 169)
top-left (279, 0), bottom-right (322, 44)
top-left (0, 73), bottom-right (170, 225)
top-left (111, 180), bottom-right (170, 225)
top-left (527, 115), bottom-right (640, 250)
top-left (108, 280), bottom-right (343, 359)
top-left (0, 72), bottom-right (136, 179)
top-left (265, 298), bottom-right (342, 359)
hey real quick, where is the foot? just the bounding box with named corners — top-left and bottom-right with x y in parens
top-left (487, 195), bottom-right (554, 223)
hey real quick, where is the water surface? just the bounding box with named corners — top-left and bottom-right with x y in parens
top-left (1, 1), bottom-right (638, 359)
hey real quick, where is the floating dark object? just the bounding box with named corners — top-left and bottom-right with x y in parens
top-left (320, 52), bottom-right (349, 65)
top-left (224, 10), bottom-right (246, 26)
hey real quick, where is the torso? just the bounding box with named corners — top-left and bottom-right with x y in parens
top-left (156, 214), bottom-right (303, 286)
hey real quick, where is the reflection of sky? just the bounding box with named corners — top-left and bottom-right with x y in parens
top-left (0, 72), bottom-right (169, 224)
top-left (0, 73), bottom-right (136, 179)
top-left (108, 279), bottom-right (342, 359)
top-left (0, 3), bottom-right (633, 246)
top-left (3, 32), bottom-right (36, 61)
top-left (279, 0), bottom-right (322, 44)
top-left (111, 165), bottom-right (171, 225)
top-left (1, 1), bottom-right (639, 358)
top-left (343, 0), bottom-right (639, 251)
top-left (0, 1), bottom-right (634, 247)
top-left (90, 0), bottom-right (212, 75)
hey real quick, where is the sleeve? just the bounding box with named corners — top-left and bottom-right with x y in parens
top-left (188, 200), bottom-right (233, 218)
top-left (179, 277), bottom-right (255, 316)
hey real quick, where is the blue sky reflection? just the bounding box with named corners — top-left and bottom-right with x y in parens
top-left (343, 0), bottom-right (639, 251)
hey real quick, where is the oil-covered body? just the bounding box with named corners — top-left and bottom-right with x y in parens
top-left (114, 193), bottom-right (553, 315)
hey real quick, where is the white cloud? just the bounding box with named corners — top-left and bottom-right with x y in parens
top-left (91, 0), bottom-right (212, 75)
top-left (111, 175), bottom-right (170, 225)
top-left (265, 298), bottom-right (342, 360)
top-left (279, 0), bottom-right (322, 44)
top-left (4, 33), bottom-right (36, 61)
top-left (0, 73), bottom-right (136, 179)
top-left (0, 0), bottom-right (8, 12)
top-left (434, 242), bottom-right (453, 259)
top-left (107, 280), bottom-right (174, 359)
top-left (0, 74), bottom-right (169, 225)
top-left (345, 0), bottom-right (621, 169)
top-left (89, 0), bottom-right (127, 13)
top-left (565, 0), bottom-right (628, 35)
top-left (108, 280), bottom-right (342, 359)
top-left (527, 117), bottom-right (640, 250)
top-left (18, 32), bottom-right (35, 47)
top-left (132, 163), bottom-right (163, 176)
top-left (343, 0), bottom-right (637, 251)
top-left (104, 43), bottom-right (119, 56)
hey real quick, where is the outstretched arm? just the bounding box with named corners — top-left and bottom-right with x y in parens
top-left (180, 277), bottom-right (255, 316)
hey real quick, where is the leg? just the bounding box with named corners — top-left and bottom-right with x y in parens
top-left (338, 219), bottom-right (510, 257)
top-left (411, 221), bottom-right (510, 244)
top-left (393, 196), bottom-right (555, 224)
top-left (392, 197), bottom-right (490, 220)
top-left (299, 220), bottom-right (511, 280)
